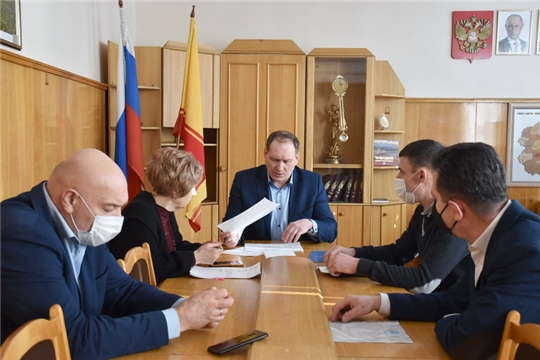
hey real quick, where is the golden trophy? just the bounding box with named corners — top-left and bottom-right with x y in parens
top-left (325, 75), bottom-right (349, 164)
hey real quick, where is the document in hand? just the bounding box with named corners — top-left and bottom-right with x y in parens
top-left (217, 198), bottom-right (279, 235)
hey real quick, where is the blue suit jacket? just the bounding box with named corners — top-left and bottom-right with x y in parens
top-left (1, 182), bottom-right (181, 359)
top-left (387, 200), bottom-right (540, 359)
top-left (223, 165), bottom-right (337, 243)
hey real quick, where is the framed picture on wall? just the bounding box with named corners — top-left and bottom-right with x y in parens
top-left (495, 10), bottom-right (531, 55)
top-left (506, 103), bottom-right (540, 186)
top-left (537, 11), bottom-right (540, 55)
top-left (0, 0), bottom-right (22, 50)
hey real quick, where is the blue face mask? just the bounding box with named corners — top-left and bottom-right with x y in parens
top-left (432, 201), bottom-right (457, 235)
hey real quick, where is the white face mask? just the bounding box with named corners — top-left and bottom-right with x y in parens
top-left (70, 193), bottom-right (124, 247)
top-left (394, 171), bottom-right (422, 204)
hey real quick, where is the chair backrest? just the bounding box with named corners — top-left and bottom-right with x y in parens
top-left (497, 310), bottom-right (540, 360)
top-left (1, 304), bottom-right (71, 360)
top-left (117, 242), bottom-right (157, 286)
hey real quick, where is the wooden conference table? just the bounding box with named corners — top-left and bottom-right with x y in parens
top-left (114, 242), bottom-right (450, 360)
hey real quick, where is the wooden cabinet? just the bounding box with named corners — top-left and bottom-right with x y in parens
top-left (305, 48), bottom-right (372, 205)
top-left (329, 205), bottom-right (364, 248)
top-left (371, 60), bottom-right (405, 201)
top-left (160, 41), bottom-right (220, 204)
top-left (107, 40), bottom-right (220, 240)
top-left (364, 203), bottom-right (407, 246)
top-left (174, 204), bottom-right (219, 243)
top-left (219, 39), bottom-right (306, 220)
top-left (161, 41), bottom-right (220, 129)
top-left (305, 48), bottom-right (406, 247)
top-left (107, 42), bottom-right (162, 167)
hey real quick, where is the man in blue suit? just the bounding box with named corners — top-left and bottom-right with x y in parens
top-left (220, 130), bottom-right (337, 247)
top-left (331, 142), bottom-right (540, 359)
top-left (1, 148), bottom-right (233, 360)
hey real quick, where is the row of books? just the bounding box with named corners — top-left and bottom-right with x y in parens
top-left (323, 172), bottom-right (362, 203)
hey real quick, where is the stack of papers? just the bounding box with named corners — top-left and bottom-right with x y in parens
top-left (245, 242), bottom-right (303, 259)
top-left (190, 262), bottom-right (261, 279)
top-left (223, 243), bottom-right (304, 258)
top-left (330, 321), bottom-right (413, 343)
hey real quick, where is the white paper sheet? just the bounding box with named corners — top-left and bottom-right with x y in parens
top-left (244, 242), bottom-right (304, 252)
top-left (263, 250), bottom-right (296, 258)
top-left (222, 248), bottom-right (264, 256)
top-left (217, 198), bottom-right (279, 235)
top-left (317, 266), bottom-right (330, 274)
top-left (189, 262), bottom-right (261, 279)
top-left (330, 321), bottom-right (413, 343)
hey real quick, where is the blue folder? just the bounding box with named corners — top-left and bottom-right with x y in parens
top-left (308, 250), bottom-right (326, 263)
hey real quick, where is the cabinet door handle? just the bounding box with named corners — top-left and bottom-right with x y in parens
top-left (382, 213), bottom-right (388, 217)
top-left (338, 212), bottom-right (344, 216)
top-left (219, 166), bottom-right (226, 172)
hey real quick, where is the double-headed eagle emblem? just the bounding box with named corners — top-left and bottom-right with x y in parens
top-left (454, 15), bottom-right (492, 53)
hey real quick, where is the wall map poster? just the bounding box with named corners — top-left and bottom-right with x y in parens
top-left (451, 11), bottom-right (493, 62)
top-left (507, 104), bottom-right (540, 186)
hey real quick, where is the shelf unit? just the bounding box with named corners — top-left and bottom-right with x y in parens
top-left (305, 48), bottom-right (407, 246)
top-left (107, 40), bottom-right (221, 243)
top-left (107, 42), bottom-right (162, 167)
top-left (161, 41), bottom-right (220, 205)
top-left (371, 61), bottom-right (406, 201)
top-left (305, 48), bottom-right (371, 205)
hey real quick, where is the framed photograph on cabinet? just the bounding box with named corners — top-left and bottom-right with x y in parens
top-left (495, 10), bottom-right (531, 55)
top-left (0, 0), bottom-right (22, 50)
top-left (506, 103), bottom-right (540, 186)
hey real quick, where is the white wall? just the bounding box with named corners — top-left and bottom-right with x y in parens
top-left (3, 1), bottom-right (539, 98)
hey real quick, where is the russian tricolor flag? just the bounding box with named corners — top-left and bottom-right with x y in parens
top-left (116, 5), bottom-right (145, 202)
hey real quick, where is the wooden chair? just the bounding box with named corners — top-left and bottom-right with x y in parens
top-left (0, 304), bottom-right (71, 360)
top-left (117, 242), bottom-right (157, 286)
top-left (497, 310), bottom-right (540, 360)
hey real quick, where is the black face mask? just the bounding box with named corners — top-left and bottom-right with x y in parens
top-left (432, 201), bottom-right (457, 235)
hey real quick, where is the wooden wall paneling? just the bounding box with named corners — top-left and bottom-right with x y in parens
top-left (404, 101), bottom-right (420, 146)
top-left (404, 99), bottom-right (540, 219)
top-left (475, 102), bottom-right (508, 156)
top-left (1, 60), bottom-right (34, 200)
top-left (419, 101), bottom-right (477, 146)
top-left (508, 187), bottom-right (540, 214)
top-left (1, 50), bottom-right (106, 201)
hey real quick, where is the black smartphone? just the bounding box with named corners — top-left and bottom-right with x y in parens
top-left (207, 330), bottom-right (268, 355)
top-left (210, 260), bottom-right (244, 267)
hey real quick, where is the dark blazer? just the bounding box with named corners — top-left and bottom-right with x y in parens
top-left (498, 37), bottom-right (528, 52)
top-left (223, 165), bottom-right (337, 243)
top-left (354, 204), bottom-right (471, 293)
top-left (1, 182), bottom-right (181, 360)
top-left (108, 191), bottom-right (200, 284)
top-left (386, 200), bottom-right (540, 359)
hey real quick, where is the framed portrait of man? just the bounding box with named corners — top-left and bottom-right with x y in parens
top-left (495, 10), bottom-right (532, 55)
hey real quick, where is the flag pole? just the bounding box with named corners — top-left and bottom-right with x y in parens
top-left (175, 5), bottom-right (196, 151)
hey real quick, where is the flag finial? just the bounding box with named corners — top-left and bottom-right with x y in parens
top-left (191, 5), bottom-right (195, 18)
top-left (118, 0), bottom-right (123, 9)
